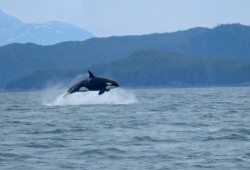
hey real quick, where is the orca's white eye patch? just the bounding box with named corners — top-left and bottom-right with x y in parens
top-left (106, 83), bottom-right (112, 85)
top-left (79, 87), bottom-right (89, 92)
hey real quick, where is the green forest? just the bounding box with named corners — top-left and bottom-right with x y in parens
top-left (5, 50), bottom-right (250, 90)
top-left (1, 24), bottom-right (250, 90)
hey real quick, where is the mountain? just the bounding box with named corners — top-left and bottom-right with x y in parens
top-left (98, 50), bottom-right (250, 87)
top-left (1, 23), bottom-right (250, 89)
top-left (0, 9), bottom-right (94, 46)
top-left (5, 50), bottom-right (250, 90)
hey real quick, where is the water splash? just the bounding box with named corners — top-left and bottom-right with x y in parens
top-left (42, 88), bottom-right (138, 106)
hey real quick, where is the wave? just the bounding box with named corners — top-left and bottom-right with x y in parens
top-left (133, 136), bottom-right (178, 143)
top-left (42, 88), bottom-right (138, 106)
top-left (78, 148), bottom-right (126, 156)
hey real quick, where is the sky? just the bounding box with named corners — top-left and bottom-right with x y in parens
top-left (0, 0), bottom-right (250, 37)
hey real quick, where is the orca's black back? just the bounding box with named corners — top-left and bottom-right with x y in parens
top-left (85, 77), bottom-right (110, 91)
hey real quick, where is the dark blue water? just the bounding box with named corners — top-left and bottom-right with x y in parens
top-left (1, 87), bottom-right (250, 169)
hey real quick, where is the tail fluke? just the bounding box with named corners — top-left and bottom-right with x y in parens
top-left (63, 92), bottom-right (70, 98)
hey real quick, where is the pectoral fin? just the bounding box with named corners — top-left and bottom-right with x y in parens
top-left (98, 89), bottom-right (106, 95)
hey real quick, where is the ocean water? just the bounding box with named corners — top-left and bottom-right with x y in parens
top-left (0, 87), bottom-right (250, 170)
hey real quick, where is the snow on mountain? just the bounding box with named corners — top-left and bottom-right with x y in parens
top-left (0, 10), bottom-right (94, 46)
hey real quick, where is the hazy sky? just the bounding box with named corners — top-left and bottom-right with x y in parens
top-left (0, 0), bottom-right (250, 37)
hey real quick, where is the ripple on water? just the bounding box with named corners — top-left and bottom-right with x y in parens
top-left (1, 88), bottom-right (250, 169)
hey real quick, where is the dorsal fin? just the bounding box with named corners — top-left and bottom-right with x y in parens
top-left (88, 70), bottom-right (95, 78)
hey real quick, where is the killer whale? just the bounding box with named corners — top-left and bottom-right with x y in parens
top-left (64, 71), bottom-right (119, 97)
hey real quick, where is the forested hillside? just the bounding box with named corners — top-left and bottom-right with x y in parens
top-left (6, 50), bottom-right (250, 90)
top-left (1, 24), bottom-right (250, 89)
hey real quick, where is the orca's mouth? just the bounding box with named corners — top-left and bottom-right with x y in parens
top-left (114, 82), bottom-right (119, 87)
